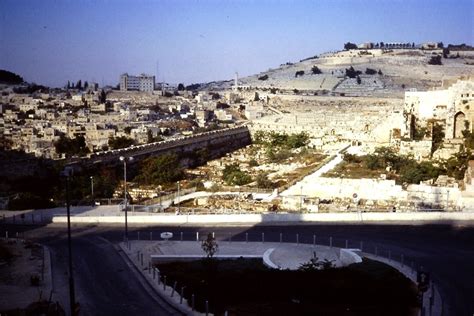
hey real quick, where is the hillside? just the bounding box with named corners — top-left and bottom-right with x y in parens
top-left (205, 49), bottom-right (474, 97)
top-left (0, 69), bottom-right (24, 85)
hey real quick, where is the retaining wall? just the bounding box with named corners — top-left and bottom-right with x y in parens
top-left (51, 211), bottom-right (474, 224)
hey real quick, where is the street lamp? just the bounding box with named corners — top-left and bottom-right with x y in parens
top-left (177, 180), bottom-right (180, 214)
top-left (61, 166), bottom-right (76, 316)
top-left (90, 176), bottom-right (94, 206)
top-left (119, 156), bottom-right (133, 240)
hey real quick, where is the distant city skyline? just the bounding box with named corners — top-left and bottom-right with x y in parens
top-left (0, 0), bottom-right (472, 88)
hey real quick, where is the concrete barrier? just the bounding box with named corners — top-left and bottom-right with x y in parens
top-left (339, 249), bottom-right (363, 266)
top-left (51, 211), bottom-right (474, 225)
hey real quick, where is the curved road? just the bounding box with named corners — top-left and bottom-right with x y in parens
top-left (1, 222), bottom-right (473, 316)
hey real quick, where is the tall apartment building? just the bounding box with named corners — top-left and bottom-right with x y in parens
top-left (120, 73), bottom-right (155, 92)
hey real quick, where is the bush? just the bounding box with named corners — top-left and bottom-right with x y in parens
top-left (295, 70), bottom-right (304, 78)
top-left (256, 172), bottom-right (274, 189)
top-left (428, 55), bottom-right (442, 65)
top-left (135, 153), bottom-right (183, 185)
top-left (311, 66), bottom-right (322, 74)
top-left (345, 66), bottom-right (362, 78)
top-left (108, 136), bottom-right (135, 150)
top-left (365, 68), bottom-right (377, 75)
top-left (258, 74), bottom-right (268, 81)
top-left (344, 42), bottom-right (358, 50)
top-left (222, 164), bottom-right (252, 186)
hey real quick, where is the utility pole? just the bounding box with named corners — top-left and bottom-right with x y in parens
top-left (119, 156), bottom-right (134, 240)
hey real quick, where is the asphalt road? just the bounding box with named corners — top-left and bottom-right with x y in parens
top-left (1, 222), bottom-right (473, 316)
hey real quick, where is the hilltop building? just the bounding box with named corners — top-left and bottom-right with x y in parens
top-left (119, 73), bottom-right (155, 92)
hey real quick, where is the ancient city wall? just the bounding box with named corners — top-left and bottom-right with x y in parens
top-left (72, 126), bottom-right (252, 168)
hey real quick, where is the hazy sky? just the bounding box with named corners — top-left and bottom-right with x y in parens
top-left (0, 0), bottom-right (472, 87)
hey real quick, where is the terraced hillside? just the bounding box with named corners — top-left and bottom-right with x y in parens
top-left (206, 49), bottom-right (474, 97)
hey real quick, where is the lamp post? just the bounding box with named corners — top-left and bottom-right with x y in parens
top-left (119, 156), bottom-right (134, 240)
top-left (90, 176), bottom-right (94, 206)
top-left (61, 167), bottom-right (76, 316)
top-left (177, 180), bottom-right (180, 214)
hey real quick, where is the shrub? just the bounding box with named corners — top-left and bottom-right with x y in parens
top-left (365, 68), bottom-right (377, 75)
top-left (222, 164), bottom-right (252, 185)
top-left (256, 172), bottom-right (274, 189)
top-left (295, 70), bottom-right (305, 78)
top-left (258, 74), bottom-right (268, 81)
top-left (428, 55), bottom-right (442, 65)
top-left (345, 66), bottom-right (362, 78)
top-left (311, 66), bottom-right (322, 74)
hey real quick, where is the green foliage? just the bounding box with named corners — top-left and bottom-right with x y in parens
top-left (258, 74), bottom-right (268, 80)
top-left (412, 126), bottom-right (428, 140)
top-left (222, 163), bottom-right (252, 186)
top-left (99, 89), bottom-right (107, 104)
top-left (54, 135), bottom-right (89, 157)
top-left (345, 66), bottom-right (362, 78)
top-left (109, 136), bottom-right (135, 149)
top-left (343, 153), bottom-right (362, 163)
top-left (399, 160), bottom-right (441, 184)
top-left (201, 233), bottom-right (219, 258)
top-left (365, 68), bottom-right (377, 75)
top-left (255, 172), bottom-right (274, 189)
top-left (136, 153), bottom-right (183, 185)
top-left (431, 123), bottom-right (445, 154)
top-left (248, 159), bottom-right (259, 167)
top-left (177, 83), bottom-right (185, 90)
top-left (344, 42), bottom-right (358, 50)
top-left (298, 253), bottom-right (335, 271)
top-left (311, 66), bottom-right (322, 74)
top-left (295, 70), bottom-right (304, 78)
top-left (266, 147), bottom-right (291, 163)
top-left (442, 150), bottom-right (471, 180)
top-left (462, 129), bottom-right (474, 150)
top-left (428, 55), bottom-right (442, 65)
top-left (356, 75), bottom-right (362, 85)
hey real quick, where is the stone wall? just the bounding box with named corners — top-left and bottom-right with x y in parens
top-left (70, 126), bottom-right (251, 169)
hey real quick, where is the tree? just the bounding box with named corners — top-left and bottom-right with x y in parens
top-left (258, 74), bottom-right (269, 80)
top-left (99, 89), bottom-right (107, 104)
top-left (201, 233), bottom-right (218, 258)
top-left (222, 163), bottom-right (252, 186)
top-left (311, 66), bottom-right (322, 74)
top-left (75, 80), bottom-right (82, 90)
top-left (380, 42), bottom-right (385, 48)
top-left (136, 153), bottom-right (183, 185)
top-left (108, 136), bottom-right (135, 149)
top-left (67, 81), bottom-right (71, 89)
top-left (356, 75), bottom-right (362, 85)
top-left (177, 83), bottom-right (185, 91)
top-left (378, 69), bottom-right (383, 75)
top-left (54, 135), bottom-right (89, 157)
top-left (84, 81), bottom-right (89, 90)
top-left (344, 42), bottom-right (358, 50)
top-left (345, 66), bottom-right (361, 78)
top-left (254, 92), bottom-right (260, 101)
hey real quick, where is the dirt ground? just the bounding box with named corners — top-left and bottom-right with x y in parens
top-left (0, 238), bottom-right (53, 311)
